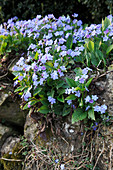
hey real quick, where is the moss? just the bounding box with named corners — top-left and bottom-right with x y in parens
top-left (35, 127), bottom-right (53, 146)
top-left (0, 142), bottom-right (24, 170)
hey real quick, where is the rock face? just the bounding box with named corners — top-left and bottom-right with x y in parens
top-left (95, 69), bottom-right (113, 117)
top-left (1, 136), bottom-right (20, 156)
top-left (24, 114), bottom-right (82, 154)
top-left (0, 91), bottom-right (26, 126)
top-left (0, 69), bottom-right (113, 169)
top-left (0, 123), bottom-right (17, 152)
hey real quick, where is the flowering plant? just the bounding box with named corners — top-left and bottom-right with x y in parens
top-left (0, 13), bottom-right (111, 123)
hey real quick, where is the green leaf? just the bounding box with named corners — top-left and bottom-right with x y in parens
top-left (23, 103), bottom-right (29, 110)
top-left (66, 34), bottom-right (73, 49)
top-left (54, 104), bottom-right (63, 115)
top-left (39, 105), bottom-right (49, 114)
top-left (58, 89), bottom-right (65, 96)
top-left (106, 44), bottom-right (113, 54)
top-left (103, 17), bottom-right (111, 31)
top-left (91, 53), bottom-right (99, 66)
top-left (65, 77), bottom-right (76, 87)
top-left (87, 41), bottom-right (94, 52)
top-left (23, 100), bottom-right (38, 110)
top-left (14, 86), bottom-right (25, 92)
top-left (40, 98), bottom-right (49, 106)
top-left (47, 78), bottom-right (54, 86)
top-left (47, 89), bottom-right (55, 97)
top-left (45, 61), bottom-right (53, 69)
top-left (74, 67), bottom-right (82, 76)
top-left (88, 109), bottom-right (95, 120)
top-left (33, 87), bottom-right (42, 96)
top-left (97, 49), bottom-right (106, 65)
top-left (34, 52), bottom-right (39, 60)
top-left (56, 80), bottom-right (65, 89)
top-left (62, 105), bottom-right (71, 116)
top-left (57, 95), bottom-right (64, 103)
top-left (85, 77), bottom-right (93, 88)
top-left (65, 94), bottom-right (76, 100)
top-left (72, 108), bottom-right (87, 123)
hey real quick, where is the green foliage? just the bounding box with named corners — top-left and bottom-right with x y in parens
top-left (0, 0), bottom-right (112, 25)
top-left (79, 0), bottom-right (112, 23)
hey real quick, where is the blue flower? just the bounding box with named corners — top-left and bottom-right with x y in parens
top-left (92, 122), bottom-right (98, 131)
top-left (51, 71), bottom-right (58, 80)
top-left (72, 13), bottom-right (78, 18)
top-left (48, 96), bottom-right (56, 104)
top-left (85, 106), bottom-right (90, 111)
top-left (92, 95), bottom-right (98, 101)
top-left (67, 100), bottom-right (72, 105)
top-left (100, 104), bottom-right (107, 114)
top-left (79, 78), bottom-right (85, 84)
top-left (55, 159), bottom-right (59, 163)
top-left (93, 105), bottom-right (100, 112)
top-left (60, 164), bottom-right (65, 170)
top-left (85, 96), bottom-right (91, 103)
top-left (75, 91), bottom-right (81, 97)
top-left (23, 91), bottom-right (31, 101)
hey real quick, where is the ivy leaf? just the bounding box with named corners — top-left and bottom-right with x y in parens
top-left (88, 109), bottom-right (95, 120)
top-left (72, 108), bottom-right (87, 123)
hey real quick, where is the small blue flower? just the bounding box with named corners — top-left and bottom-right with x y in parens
top-left (55, 159), bottom-right (59, 163)
top-left (85, 96), bottom-right (91, 103)
top-left (93, 105), bottom-right (100, 112)
top-left (67, 100), bottom-right (72, 105)
top-left (100, 104), bottom-right (107, 114)
top-left (48, 96), bottom-right (56, 104)
top-left (79, 78), bottom-right (85, 84)
top-left (72, 13), bottom-right (78, 18)
top-left (75, 91), bottom-right (81, 97)
top-left (9, 152), bottom-right (12, 155)
top-left (92, 95), bottom-right (98, 101)
top-left (60, 164), bottom-right (65, 170)
top-left (85, 106), bottom-right (90, 111)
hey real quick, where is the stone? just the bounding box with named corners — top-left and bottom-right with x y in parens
top-left (0, 92), bottom-right (27, 126)
top-left (0, 123), bottom-right (16, 151)
top-left (1, 136), bottom-right (20, 156)
top-left (95, 69), bottom-right (113, 117)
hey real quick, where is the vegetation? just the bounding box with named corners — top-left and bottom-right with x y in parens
top-left (0, 0), bottom-right (112, 24)
top-left (0, 13), bottom-right (112, 125)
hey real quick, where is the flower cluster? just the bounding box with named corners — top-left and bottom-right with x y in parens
top-left (0, 12), bottom-right (110, 123)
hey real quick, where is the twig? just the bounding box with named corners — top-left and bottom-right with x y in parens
top-left (0, 157), bottom-right (22, 162)
top-left (109, 143), bottom-right (113, 170)
top-left (93, 141), bottom-right (105, 170)
top-left (0, 72), bottom-right (8, 79)
top-left (93, 70), bottom-right (113, 82)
